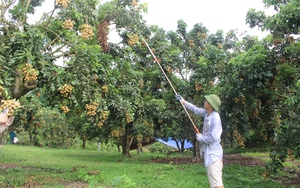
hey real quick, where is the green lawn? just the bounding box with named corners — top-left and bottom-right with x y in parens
top-left (0, 145), bottom-right (293, 188)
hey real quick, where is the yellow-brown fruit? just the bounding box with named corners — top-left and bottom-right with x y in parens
top-left (85, 102), bottom-right (98, 116)
top-left (195, 82), bottom-right (203, 91)
top-left (98, 121), bottom-right (104, 129)
top-left (234, 98), bottom-right (240, 103)
top-left (188, 40), bottom-right (195, 47)
top-left (139, 79), bottom-right (144, 88)
top-left (101, 85), bottom-right (108, 92)
top-left (132, 0), bottom-right (138, 7)
top-left (0, 85), bottom-right (4, 96)
top-left (151, 48), bottom-right (155, 54)
top-left (56, 0), bottom-right (70, 7)
top-left (273, 38), bottom-right (282, 46)
top-left (252, 108), bottom-right (259, 118)
top-left (0, 99), bottom-right (21, 117)
top-left (166, 66), bottom-right (172, 74)
top-left (240, 96), bottom-right (246, 104)
top-left (127, 34), bottom-right (139, 46)
top-left (22, 63), bottom-right (32, 75)
top-left (62, 19), bottom-right (75, 29)
top-left (24, 69), bottom-right (37, 82)
top-left (59, 84), bottom-right (73, 97)
top-left (287, 149), bottom-right (294, 156)
top-left (22, 63), bottom-right (38, 82)
top-left (93, 74), bottom-right (98, 80)
top-left (80, 24), bottom-right (94, 40)
top-left (217, 43), bottom-right (222, 49)
top-left (233, 130), bottom-right (245, 148)
top-left (61, 105), bottom-right (70, 113)
top-left (191, 57), bottom-right (197, 63)
top-left (136, 135), bottom-right (143, 142)
top-left (158, 119), bottom-right (163, 124)
top-left (125, 113), bottom-right (132, 123)
top-left (110, 129), bottom-right (120, 137)
top-left (101, 111), bottom-right (109, 121)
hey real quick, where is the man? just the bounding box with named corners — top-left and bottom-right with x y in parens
top-left (10, 130), bottom-right (16, 144)
top-left (176, 94), bottom-right (224, 188)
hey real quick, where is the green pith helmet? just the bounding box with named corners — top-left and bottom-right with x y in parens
top-left (205, 94), bottom-right (221, 112)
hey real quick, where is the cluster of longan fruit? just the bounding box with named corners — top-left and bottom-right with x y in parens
top-left (93, 74), bottom-right (98, 83)
top-left (195, 82), bottom-right (203, 91)
top-left (111, 129), bottom-right (120, 138)
top-left (22, 63), bottom-right (37, 82)
top-left (166, 66), bottom-right (172, 74)
top-left (61, 105), bottom-right (70, 113)
top-left (62, 19), bottom-right (75, 29)
top-left (101, 110), bottom-right (109, 120)
top-left (125, 113), bottom-right (132, 123)
top-left (233, 130), bottom-right (245, 148)
top-left (136, 135), bottom-right (143, 142)
top-left (59, 84), bottom-right (73, 97)
top-left (139, 79), bottom-right (144, 88)
top-left (56, 0), bottom-right (70, 7)
top-left (217, 43), bottom-right (223, 49)
top-left (273, 38), bottom-right (283, 46)
top-left (0, 99), bottom-right (20, 117)
top-left (234, 96), bottom-right (246, 104)
top-left (132, 0), bottom-right (138, 7)
top-left (197, 32), bottom-right (207, 39)
top-left (127, 34), bottom-right (138, 46)
top-left (80, 24), bottom-right (94, 39)
top-left (85, 102), bottom-right (98, 116)
top-left (189, 39), bottom-right (195, 47)
top-left (98, 110), bottom-right (109, 129)
top-left (252, 108), bottom-right (259, 118)
top-left (101, 85), bottom-right (108, 93)
top-left (0, 86), bottom-right (4, 96)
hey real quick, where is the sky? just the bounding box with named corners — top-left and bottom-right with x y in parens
top-left (107, 0), bottom-right (275, 42)
top-left (141, 0), bottom-right (275, 37)
top-left (27, 0), bottom-right (276, 42)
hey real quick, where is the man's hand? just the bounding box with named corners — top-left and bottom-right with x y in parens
top-left (0, 114), bottom-right (8, 124)
top-left (196, 133), bottom-right (203, 141)
top-left (176, 94), bottom-right (183, 101)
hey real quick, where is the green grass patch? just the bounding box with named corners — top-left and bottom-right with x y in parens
top-left (0, 145), bottom-right (294, 187)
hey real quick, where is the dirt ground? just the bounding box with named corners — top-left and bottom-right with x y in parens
top-left (150, 154), bottom-right (300, 187)
top-left (150, 154), bottom-right (266, 166)
top-left (0, 154), bottom-right (299, 187)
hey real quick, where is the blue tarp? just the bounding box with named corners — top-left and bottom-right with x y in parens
top-left (157, 138), bottom-right (193, 149)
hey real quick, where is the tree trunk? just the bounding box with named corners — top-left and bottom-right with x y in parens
top-left (0, 130), bottom-right (8, 145)
top-left (82, 135), bottom-right (86, 149)
top-left (180, 139), bottom-right (185, 153)
top-left (123, 135), bottom-right (134, 158)
top-left (29, 129), bottom-right (34, 145)
top-left (192, 141), bottom-right (202, 162)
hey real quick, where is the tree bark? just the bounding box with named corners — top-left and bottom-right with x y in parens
top-left (123, 135), bottom-right (133, 158)
top-left (0, 130), bottom-right (8, 145)
top-left (82, 135), bottom-right (86, 149)
top-left (192, 141), bottom-right (202, 162)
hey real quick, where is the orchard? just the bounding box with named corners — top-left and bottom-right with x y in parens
top-left (0, 0), bottom-right (299, 175)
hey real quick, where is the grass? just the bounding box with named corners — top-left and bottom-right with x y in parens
top-left (0, 145), bottom-right (295, 188)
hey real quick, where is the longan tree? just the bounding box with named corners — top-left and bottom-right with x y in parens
top-left (245, 0), bottom-right (300, 174)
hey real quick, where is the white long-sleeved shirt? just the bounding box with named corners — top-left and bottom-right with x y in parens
top-left (184, 101), bottom-right (223, 167)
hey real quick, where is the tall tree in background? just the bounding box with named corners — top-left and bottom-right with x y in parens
top-left (244, 0), bottom-right (299, 174)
